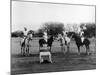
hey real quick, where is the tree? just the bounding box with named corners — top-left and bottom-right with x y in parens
top-left (35, 29), bottom-right (44, 37)
top-left (80, 23), bottom-right (96, 38)
top-left (11, 31), bottom-right (24, 37)
top-left (41, 22), bottom-right (64, 36)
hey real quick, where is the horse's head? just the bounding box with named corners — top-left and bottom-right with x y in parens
top-left (68, 32), bottom-right (77, 40)
top-left (27, 33), bottom-right (33, 41)
top-left (48, 35), bottom-right (54, 42)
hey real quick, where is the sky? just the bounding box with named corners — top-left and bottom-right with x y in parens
top-left (12, 1), bottom-right (95, 32)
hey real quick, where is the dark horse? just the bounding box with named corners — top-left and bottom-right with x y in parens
top-left (39, 35), bottom-right (54, 52)
top-left (70, 32), bottom-right (90, 55)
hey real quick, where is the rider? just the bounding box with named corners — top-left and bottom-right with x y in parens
top-left (80, 29), bottom-right (84, 43)
top-left (21, 27), bottom-right (28, 43)
top-left (23, 27), bottom-right (28, 38)
top-left (79, 24), bottom-right (87, 43)
top-left (43, 31), bottom-right (48, 43)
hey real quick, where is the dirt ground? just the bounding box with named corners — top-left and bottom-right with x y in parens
top-left (11, 38), bottom-right (96, 75)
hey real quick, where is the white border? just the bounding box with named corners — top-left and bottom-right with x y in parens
top-left (0, 0), bottom-right (98, 75)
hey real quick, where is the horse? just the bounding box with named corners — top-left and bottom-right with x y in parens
top-left (71, 32), bottom-right (90, 55)
top-left (57, 33), bottom-right (71, 54)
top-left (20, 33), bottom-right (33, 56)
top-left (39, 35), bottom-right (54, 52)
top-left (63, 32), bottom-right (72, 53)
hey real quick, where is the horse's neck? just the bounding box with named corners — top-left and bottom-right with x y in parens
top-left (49, 36), bottom-right (53, 40)
top-left (60, 37), bottom-right (65, 42)
top-left (25, 37), bottom-right (30, 44)
top-left (74, 35), bottom-right (83, 43)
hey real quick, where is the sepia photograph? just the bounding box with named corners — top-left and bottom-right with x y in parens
top-left (11, 0), bottom-right (96, 75)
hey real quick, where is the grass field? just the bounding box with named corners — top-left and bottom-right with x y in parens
top-left (11, 37), bottom-right (96, 75)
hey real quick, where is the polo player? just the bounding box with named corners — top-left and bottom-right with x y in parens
top-left (78, 25), bottom-right (87, 43)
top-left (80, 30), bottom-right (84, 43)
top-left (23, 27), bottom-right (28, 37)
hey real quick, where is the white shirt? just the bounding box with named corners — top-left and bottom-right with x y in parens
top-left (78, 27), bottom-right (81, 34)
top-left (23, 30), bottom-right (28, 36)
top-left (43, 32), bottom-right (48, 42)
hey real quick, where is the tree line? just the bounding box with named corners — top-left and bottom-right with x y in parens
top-left (11, 22), bottom-right (96, 38)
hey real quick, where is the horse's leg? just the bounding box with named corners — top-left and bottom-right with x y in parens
top-left (21, 47), bottom-right (24, 55)
top-left (27, 41), bottom-right (30, 56)
top-left (27, 45), bottom-right (30, 56)
top-left (28, 40), bottom-right (31, 55)
top-left (21, 47), bottom-right (22, 55)
top-left (40, 54), bottom-right (42, 63)
top-left (67, 43), bottom-right (70, 53)
top-left (77, 45), bottom-right (80, 55)
top-left (23, 46), bottom-right (25, 56)
top-left (67, 45), bottom-right (70, 52)
top-left (88, 46), bottom-right (90, 55)
top-left (26, 46), bottom-right (29, 56)
top-left (62, 45), bottom-right (65, 55)
top-left (26, 47), bottom-right (28, 56)
top-left (64, 45), bottom-right (66, 54)
top-left (86, 45), bottom-right (90, 55)
top-left (25, 46), bottom-right (28, 56)
top-left (50, 46), bottom-right (52, 53)
top-left (49, 53), bottom-right (52, 63)
top-left (61, 45), bottom-right (64, 54)
top-left (22, 47), bottom-right (25, 55)
top-left (24, 46), bottom-right (26, 56)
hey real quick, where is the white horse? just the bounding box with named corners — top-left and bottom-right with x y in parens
top-left (57, 34), bottom-right (66, 54)
top-left (57, 32), bottom-right (71, 54)
top-left (64, 34), bottom-right (71, 52)
top-left (20, 33), bottom-right (33, 56)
